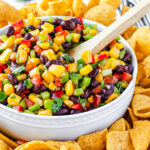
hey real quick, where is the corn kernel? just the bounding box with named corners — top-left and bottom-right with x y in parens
top-left (71, 33), bottom-right (81, 43)
top-left (7, 93), bottom-right (22, 106)
top-left (27, 13), bottom-right (35, 25)
top-left (89, 29), bottom-right (97, 35)
top-left (41, 49), bottom-right (57, 60)
top-left (81, 50), bottom-right (92, 64)
top-left (57, 52), bottom-right (64, 56)
top-left (40, 30), bottom-right (48, 35)
top-left (3, 36), bottom-right (15, 49)
top-left (53, 43), bottom-right (60, 52)
top-left (4, 83), bottom-right (14, 95)
top-left (28, 58), bottom-right (41, 66)
top-left (109, 47), bottom-right (120, 59)
top-left (60, 146), bottom-right (67, 150)
top-left (42, 70), bottom-right (54, 84)
top-left (117, 60), bottom-right (126, 66)
top-left (30, 29), bottom-right (40, 37)
top-left (17, 50), bottom-right (28, 64)
top-left (88, 95), bottom-right (94, 103)
top-left (94, 55), bottom-right (99, 62)
top-left (65, 80), bottom-right (74, 96)
top-left (37, 64), bottom-right (44, 71)
top-left (14, 38), bottom-right (23, 45)
top-left (103, 60), bottom-right (110, 69)
top-left (63, 99), bottom-right (74, 108)
top-left (41, 23), bottom-right (54, 33)
top-left (49, 65), bottom-right (66, 77)
top-left (18, 44), bottom-right (30, 53)
top-left (29, 67), bottom-right (40, 78)
top-left (49, 82), bottom-right (57, 91)
top-left (34, 18), bottom-right (41, 27)
top-left (80, 64), bottom-right (93, 76)
top-left (38, 109), bottom-right (52, 116)
top-left (0, 49), bottom-right (12, 64)
top-left (99, 51), bottom-right (109, 57)
top-left (108, 58), bottom-right (117, 70)
top-left (39, 42), bottom-right (50, 49)
top-left (29, 93), bottom-right (43, 106)
top-left (68, 63), bottom-right (78, 73)
top-left (16, 74), bottom-right (27, 81)
top-left (95, 71), bottom-right (103, 83)
top-left (105, 93), bottom-right (119, 104)
top-left (54, 36), bottom-right (65, 45)
top-left (117, 43), bottom-right (124, 50)
top-left (43, 81), bottom-right (49, 88)
top-left (0, 74), bottom-right (7, 80)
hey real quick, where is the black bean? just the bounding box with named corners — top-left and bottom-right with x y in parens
top-left (24, 33), bottom-right (32, 40)
top-left (127, 64), bottom-right (134, 74)
top-left (100, 93), bottom-right (108, 102)
top-left (90, 80), bottom-right (99, 88)
top-left (6, 26), bottom-right (15, 37)
top-left (82, 89), bottom-right (92, 98)
top-left (25, 25), bottom-right (36, 32)
top-left (54, 108), bottom-right (69, 115)
top-left (37, 25), bottom-right (42, 31)
top-left (70, 109), bottom-right (82, 114)
top-left (13, 44), bottom-right (20, 52)
top-left (62, 42), bottom-right (73, 49)
top-left (7, 73), bottom-right (18, 85)
top-left (31, 41), bottom-right (36, 49)
top-left (40, 55), bottom-right (48, 64)
top-left (122, 52), bottom-right (131, 62)
top-left (49, 30), bottom-right (56, 38)
top-left (17, 81), bottom-right (27, 93)
top-left (70, 96), bottom-right (80, 104)
top-left (32, 84), bottom-right (47, 94)
top-left (71, 18), bottom-right (81, 25)
top-left (115, 65), bottom-right (128, 74)
top-left (79, 30), bottom-right (85, 41)
top-left (102, 83), bottom-right (114, 96)
top-left (1, 99), bottom-right (7, 105)
top-left (103, 45), bottom-right (110, 51)
top-left (52, 18), bottom-right (63, 26)
top-left (61, 20), bottom-right (75, 30)
top-left (45, 60), bottom-right (63, 68)
top-left (89, 68), bottom-right (99, 78)
top-left (40, 21), bottom-right (50, 25)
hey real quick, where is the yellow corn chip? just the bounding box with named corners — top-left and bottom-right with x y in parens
top-left (109, 118), bottom-right (130, 132)
top-left (88, 0), bottom-right (100, 9)
top-left (84, 4), bottom-right (116, 26)
top-left (129, 124), bottom-right (150, 150)
top-left (47, 140), bottom-right (81, 150)
top-left (139, 77), bottom-right (150, 87)
top-left (121, 5), bottom-right (131, 15)
top-left (143, 55), bottom-right (150, 78)
top-left (134, 86), bottom-right (150, 96)
top-left (100, 0), bottom-right (121, 9)
top-left (65, 9), bottom-right (73, 16)
top-left (0, 140), bottom-right (12, 150)
top-left (106, 131), bottom-right (133, 150)
top-left (132, 94), bottom-right (150, 118)
top-left (0, 21), bottom-right (8, 28)
top-left (133, 120), bottom-right (150, 129)
top-left (15, 141), bottom-right (57, 150)
top-left (127, 107), bottom-right (138, 124)
top-left (73, 0), bottom-right (88, 17)
top-left (0, 132), bottom-right (18, 148)
top-left (77, 129), bottom-right (107, 150)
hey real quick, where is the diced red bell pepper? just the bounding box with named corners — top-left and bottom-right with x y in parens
top-left (0, 80), bottom-right (3, 89)
top-left (34, 45), bottom-right (43, 54)
top-left (92, 54), bottom-right (95, 63)
top-left (104, 77), bottom-right (114, 84)
top-left (0, 39), bottom-right (3, 44)
top-left (0, 63), bottom-right (7, 73)
top-left (26, 61), bottom-right (36, 72)
top-left (10, 53), bottom-right (16, 61)
top-left (122, 72), bottom-right (132, 82)
top-left (12, 20), bottom-right (24, 35)
top-left (13, 106), bottom-right (23, 111)
top-left (114, 73), bottom-right (122, 80)
top-left (31, 75), bottom-right (43, 86)
top-left (109, 39), bottom-right (116, 46)
top-left (76, 24), bottom-right (84, 32)
top-left (112, 75), bottom-right (119, 84)
top-left (54, 77), bottom-right (63, 87)
top-left (60, 30), bottom-right (69, 37)
top-left (92, 85), bottom-right (102, 94)
top-left (93, 95), bottom-right (101, 105)
top-left (20, 40), bottom-right (31, 47)
top-left (48, 35), bottom-right (52, 41)
top-left (55, 25), bottom-right (63, 32)
top-left (15, 33), bottom-right (23, 38)
top-left (52, 90), bottom-right (63, 99)
top-left (77, 16), bottom-right (83, 24)
top-left (17, 139), bottom-right (27, 145)
top-left (25, 98), bottom-right (34, 108)
top-left (98, 53), bottom-right (107, 61)
top-left (72, 103), bottom-right (82, 110)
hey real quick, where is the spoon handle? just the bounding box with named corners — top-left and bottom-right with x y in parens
top-left (91, 0), bottom-right (150, 54)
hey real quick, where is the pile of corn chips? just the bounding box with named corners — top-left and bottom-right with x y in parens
top-left (1, 0), bottom-right (150, 149)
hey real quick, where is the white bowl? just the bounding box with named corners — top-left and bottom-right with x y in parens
top-left (0, 16), bottom-right (137, 141)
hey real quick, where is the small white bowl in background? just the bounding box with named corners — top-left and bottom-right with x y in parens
top-left (0, 17), bottom-right (137, 141)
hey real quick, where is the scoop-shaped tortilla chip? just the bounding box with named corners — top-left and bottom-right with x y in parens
top-left (109, 118), bottom-right (130, 132)
top-left (0, 21), bottom-right (8, 28)
top-left (0, 140), bottom-right (12, 150)
top-left (106, 131), bottom-right (133, 150)
top-left (77, 129), bottom-right (107, 150)
top-left (88, 0), bottom-right (100, 9)
top-left (15, 141), bottom-right (57, 150)
top-left (143, 55), bottom-right (150, 78)
top-left (140, 77), bottom-right (150, 87)
top-left (0, 132), bottom-right (18, 148)
top-left (99, 0), bottom-right (121, 9)
top-left (84, 4), bottom-right (116, 26)
top-left (129, 124), bottom-right (150, 150)
top-left (132, 94), bottom-right (150, 118)
top-left (121, 5), bottom-right (130, 16)
top-left (134, 86), bottom-right (150, 96)
top-left (47, 140), bottom-right (81, 150)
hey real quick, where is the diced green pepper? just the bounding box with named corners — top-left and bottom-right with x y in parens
top-left (70, 73), bottom-right (82, 85)
top-left (101, 80), bottom-right (105, 90)
top-left (80, 76), bottom-right (91, 90)
top-left (79, 96), bottom-right (87, 107)
top-left (114, 86), bottom-right (120, 94)
top-left (7, 104), bottom-right (12, 108)
top-left (20, 99), bottom-right (26, 109)
top-left (78, 64), bottom-right (84, 70)
top-left (12, 66), bottom-right (26, 76)
top-left (48, 17), bottom-right (54, 23)
top-left (0, 91), bottom-right (7, 102)
top-left (116, 36), bottom-right (121, 41)
top-left (30, 50), bottom-right (36, 58)
top-left (83, 27), bottom-right (91, 34)
top-left (0, 35), bottom-right (8, 42)
top-left (60, 72), bottom-right (69, 83)
top-left (61, 54), bottom-right (74, 64)
top-left (118, 81), bottom-right (128, 88)
top-left (24, 110), bottom-right (34, 114)
top-left (61, 94), bottom-right (69, 100)
top-left (119, 50), bottom-right (126, 59)
top-left (40, 91), bottom-right (50, 100)
top-left (28, 104), bottom-right (40, 113)
top-left (98, 59), bottom-right (106, 66)
top-left (21, 28), bottom-right (26, 35)
top-left (44, 99), bottom-right (53, 110)
top-left (83, 34), bottom-right (94, 40)
top-left (74, 88), bottom-right (84, 96)
top-left (39, 35), bottom-right (48, 42)
top-left (77, 59), bottom-right (85, 66)
top-left (59, 45), bottom-right (65, 52)
top-left (66, 34), bottom-right (73, 42)
top-left (2, 79), bottom-right (9, 86)
top-left (24, 79), bottom-right (33, 89)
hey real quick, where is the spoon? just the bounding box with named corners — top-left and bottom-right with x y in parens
top-left (69, 0), bottom-right (150, 61)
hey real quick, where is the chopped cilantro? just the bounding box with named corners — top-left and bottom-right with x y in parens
top-left (101, 80), bottom-right (105, 90)
top-left (52, 97), bottom-right (63, 113)
top-left (79, 96), bottom-right (87, 107)
top-left (11, 95), bottom-right (16, 99)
